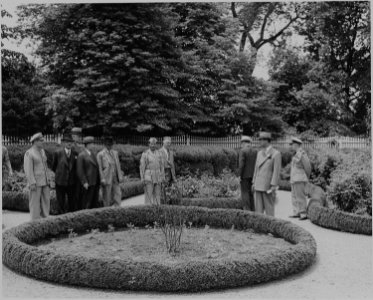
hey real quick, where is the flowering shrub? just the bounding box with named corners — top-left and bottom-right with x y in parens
top-left (177, 168), bottom-right (240, 198)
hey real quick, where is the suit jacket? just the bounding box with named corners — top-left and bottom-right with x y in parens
top-left (252, 146), bottom-right (281, 192)
top-left (159, 147), bottom-right (176, 181)
top-left (290, 148), bottom-right (312, 184)
top-left (2, 146), bottom-right (12, 174)
top-left (97, 148), bottom-right (123, 185)
top-left (52, 147), bottom-right (78, 186)
top-left (238, 147), bottom-right (257, 179)
top-left (77, 149), bottom-right (100, 186)
top-left (24, 146), bottom-right (51, 187)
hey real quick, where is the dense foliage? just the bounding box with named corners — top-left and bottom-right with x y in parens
top-left (3, 2), bottom-right (368, 136)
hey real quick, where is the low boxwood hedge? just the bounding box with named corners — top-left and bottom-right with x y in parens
top-left (307, 199), bottom-right (372, 235)
top-left (2, 205), bottom-right (317, 292)
top-left (2, 181), bottom-right (144, 215)
top-left (179, 197), bottom-right (242, 209)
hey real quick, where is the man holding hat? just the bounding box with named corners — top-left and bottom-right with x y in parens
top-left (289, 137), bottom-right (312, 220)
top-left (51, 134), bottom-right (78, 213)
top-left (24, 132), bottom-right (51, 220)
top-left (97, 136), bottom-right (123, 207)
top-left (252, 131), bottom-right (281, 216)
top-left (77, 136), bottom-right (100, 209)
top-left (238, 135), bottom-right (257, 211)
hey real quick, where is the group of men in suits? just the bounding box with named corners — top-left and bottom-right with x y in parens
top-left (238, 131), bottom-right (311, 220)
top-left (23, 130), bottom-right (123, 220)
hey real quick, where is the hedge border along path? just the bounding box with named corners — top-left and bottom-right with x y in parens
top-left (307, 199), bottom-right (372, 235)
top-left (2, 205), bottom-right (317, 292)
top-left (2, 181), bottom-right (144, 215)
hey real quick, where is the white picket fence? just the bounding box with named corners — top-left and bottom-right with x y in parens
top-left (1, 134), bottom-right (371, 149)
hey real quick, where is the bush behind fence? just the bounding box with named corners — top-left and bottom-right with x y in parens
top-left (2, 134), bottom-right (371, 149)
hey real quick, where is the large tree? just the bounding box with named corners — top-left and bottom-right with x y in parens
top-left (296, 1), bottom-right (370, 135)
top-left (230, 2), bottom-right (304, 75)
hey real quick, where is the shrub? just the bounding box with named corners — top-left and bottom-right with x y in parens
top-left (2, 205), bottom-right (317, 292)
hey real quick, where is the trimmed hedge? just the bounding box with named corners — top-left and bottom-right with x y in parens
top-left (2, 181), bottom-right (144, 215)
top-left (2, 205), bottom-right (317, 292)
top-left (6, 143), bottom-right (296, 178)
top-left (179, 197), bottom-right (242, 209)
top-left (307, 199), bottom-right (372, 235)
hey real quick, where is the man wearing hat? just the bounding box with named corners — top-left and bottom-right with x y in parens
top-left (97, 136), bottom-right (123, 207)
top-left (51, 134), bottom-right (78, 213)
top-left (140, 137), bottom-right (165, 205)
top-left (252, 132), bottom-right (281, 216)
top-left (24, 132), bottom-right (51, 220)
top-left (289, 137), bottom-right (312, 220)
top-left (238, 136), bottom-right (257, 211)
top-left (76, 136), bottom-right (100, 209)
top-left (159, 136), bottom-right (176, 204)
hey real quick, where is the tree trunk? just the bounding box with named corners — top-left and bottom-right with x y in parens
top-left (247, 47), bottom-right (258, 76)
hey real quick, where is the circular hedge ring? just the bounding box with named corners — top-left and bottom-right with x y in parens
top-left (3, 205), bottom-right (317, 292)
top-left (307, 199), bottom-right (372, 235)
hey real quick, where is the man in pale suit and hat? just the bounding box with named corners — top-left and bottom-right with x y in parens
top-left (289, 137), bottom-right (312, 220)
top-left (51, 134), bottom-right (78, 213)
top-left (159, 136), bottom-right (176, 204)
top-left (24, 132), bottom-right (51, 220)
top-left (238, 135), bottom-right (257, 211)
top-left (97, 136), bottom-right (124, 207)
top-left (252, 132), bottom-right (281, 216)
top-left (140, 137), bottom-right (165, 205)
top-left (77, 136), bottom-right (100, 209)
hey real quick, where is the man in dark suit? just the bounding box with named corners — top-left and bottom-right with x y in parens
top-left (52, 134), bottom-right (77, 213)
top-left (238, 136), bottom-right (257, 211)
top-left (70, 127), bottom-right (84, 209)
top-left (77, 136), bottom-right (100, 209)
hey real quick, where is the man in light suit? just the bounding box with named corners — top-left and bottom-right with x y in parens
top-left (97, 136), bottom-right (124, 207)
top-left (238, 136), bottom-right (257, 211)
top-left (24, 132), bottom-right (51, 220)
top-left (51, 134), bottom-right (78, 213)
top-left (77, 136), bottom-right (100, 209)
top-left (289, 137), bottom-right (312, 220)
top-left (252, 132), bottom-right (281, 216)
top-left (159, 136), bottom-right (176, 204)
top-left (2, 145), bottom-right (13, 189)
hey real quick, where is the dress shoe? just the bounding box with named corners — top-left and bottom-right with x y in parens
top-left (289, 214), bottom-right (300, 218)
top-left (299, 214), bottom-right (308, 220)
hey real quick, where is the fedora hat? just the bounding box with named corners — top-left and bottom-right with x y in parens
top-left (30, 132), bottom-right (44, 143)
top-left (240, 135), bottom-right (252, 143)
top-left (61, 134), bottom-right (74, 142)
top-left (258, 132), bottom-right (272, 140)
top-left (290, 136), bottom-right (303, 145)
top-left (103, 136), bottom-right (114, 145)
top-left (82, 136), bottom-right (95, 145)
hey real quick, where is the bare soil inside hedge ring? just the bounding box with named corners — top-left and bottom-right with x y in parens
top-left (34, 227), bottom-right (295, 263)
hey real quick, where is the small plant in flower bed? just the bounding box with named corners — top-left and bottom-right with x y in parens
top-left (177, 168), bottom-right (240, 198)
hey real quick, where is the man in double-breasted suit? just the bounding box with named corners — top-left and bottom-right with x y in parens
top-left (24, 132), bottom-right (51, 220)
top-left (238, 136), bottom-right (257, 211)
top-left (252, 132), bottom-right (281, 216)
top-left (289, 137), bottom-right (312, 220)
top-left (159, 136), bottom-right (176, 204)
top-left (97, 136), bottom-right (124, 207)
top-left (77, 136), bottom-right (100, 209)
top-left (52, 134), bottom-right (78, 213)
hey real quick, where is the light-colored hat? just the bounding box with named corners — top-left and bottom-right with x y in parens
top-left (163, 136), bottom-right (171, 142)
top-left (241, 135), bottom-right (252, 143)
top-left (30, 132), bottom-right (44, 143)
top-left (290, 136), bottom-right (303, 145)
top-left (71, 127), bottom-right (82, 134)
top-left (258, 132), bottom-right (272, 140)
top-left (149, 137), bottom-right (157, 144)
top-left (82, 136), bottom-right (95, 144)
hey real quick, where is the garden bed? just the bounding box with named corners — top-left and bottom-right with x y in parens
top-left (34, 226), bottom-right (294, 263)
top-left (2, 180), bottom-right (144, 214)
top-left (307, 199), bottom-right (372, 235)
top-left (2, 205), bottom-right (317, 292)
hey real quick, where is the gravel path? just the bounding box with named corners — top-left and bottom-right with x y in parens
top-left (2, 191), bottom-right (372, 299)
